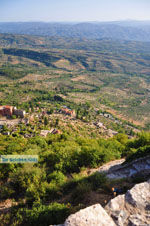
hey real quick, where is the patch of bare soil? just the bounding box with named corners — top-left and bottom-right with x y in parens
top-left (19, 73), bottom-right (49, 82)
top-left (82, 191), bottom-right (112, 207)
top-left (0, 199), bottom-right (17, 213)
top-left (71, 75), bottom-right (86, 82)
top-left (10, 60), bottom-right (20, 65)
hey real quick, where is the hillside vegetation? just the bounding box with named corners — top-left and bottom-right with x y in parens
top-left (0, 23), bottom-right (150, 225)
top-left (0, 21), bottom-right (150, 41)
top-left (0, 34), bottom-right (150, 128)
top-left (0, 132), bottom-right (150, 226)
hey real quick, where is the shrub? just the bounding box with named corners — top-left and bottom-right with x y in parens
top-left (126, 132), bottom-right (150, 150)
top-left (10, 165), bottom-right (46, 200)
top-left (78, 147), bottom-right (102, 168)
top-left (43, 181), bottom-right (60, 201)
top-left (71, 181), bottom-right (92, 203)
top-left (125, 145), bottom-right (150, 163)
top-left (47, 171), bottom-right (67, 185)
top-left (29, 136), bottom-right (48, 149)
top-left (12, 114), bottom-right (17, 119)
top-left (123, 132), bottom-right (150, 158)
top-left (87, 172), bottom-right (107, 190)
top-left (0, 185), bottom-right (15, 199)
top-left (17, 203), bottom-right (70, 226)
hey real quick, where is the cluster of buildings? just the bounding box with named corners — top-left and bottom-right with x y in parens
top-left (99, 112), bottom-right (121, 125)
top-left (60, 106), bottom-right (76, 117)
top-left (94, 121), bottom-right (118, 137)
top-left (0, 106), bottom-right (26, 118)
top-left (40, 128), bottom-right (61, 137)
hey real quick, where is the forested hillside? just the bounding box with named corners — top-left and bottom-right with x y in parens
top-left (0, 132), bottom-right (150, 225)
top-left (0, 21), bottom-right (150, 41)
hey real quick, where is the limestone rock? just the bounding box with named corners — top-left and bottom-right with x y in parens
top-left (105, 180), bottom-right (150, 226)
top-left (105, 156), bottom-right (150, 179)
top-left (51, 204), bottom-right (116, 226)
top-left (64, 204), bottom-right (116, 226)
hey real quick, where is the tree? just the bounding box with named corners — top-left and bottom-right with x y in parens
top-left (47, 108), bottom-right (54, 115)
top-left (2, 124), bottom-right (9, 132)
top-left (55, 118), bottom-right (59, 127)
top-left (12, 115), bottom-right (17, 119)
top-left (44, 116), bottom-right (48, 126)
top-left (0, 48), bottom-right (3, 56)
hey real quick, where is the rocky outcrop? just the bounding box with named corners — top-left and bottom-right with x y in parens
top-left (89, 156), bottom-right (150, 180)
top-left (99, 156), bottom-right (150, 179)
top-left (64, 204), bottom-right (116, 226)
top-left (51, 180), bottom-right (150, 226)
top-left (105, 180), bottom-right (150, 226)
top-left (51, 204), bottom-right (116, 226)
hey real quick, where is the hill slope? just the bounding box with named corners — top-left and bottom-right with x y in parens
top-left (0, 21), bottom-right (150, 41)
top-left (0, 34), bottom-right (150, 128)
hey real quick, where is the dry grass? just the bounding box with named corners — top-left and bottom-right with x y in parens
top-left (71, 75), bottom-right (86, 82)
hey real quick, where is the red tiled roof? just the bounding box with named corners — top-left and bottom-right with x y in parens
top-left (5, 106), bottom-right (13, 109)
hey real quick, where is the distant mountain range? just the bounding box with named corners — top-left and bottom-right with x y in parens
top-left (0, 21), bottom-right (150, 42)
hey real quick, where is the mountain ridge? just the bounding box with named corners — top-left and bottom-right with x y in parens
top-left (0, 21), bottom-right (150, 42)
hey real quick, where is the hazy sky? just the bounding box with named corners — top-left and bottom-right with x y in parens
top-left (0, 0), bottom-right (150, 22)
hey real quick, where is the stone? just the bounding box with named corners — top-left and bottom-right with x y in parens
top-left (106, 156), bottom-right (150, 179)
top-left (64, 204), bottom-right (116, 226)
top-left (52, 204), bottom-right (116, 226)
top-left (128, 214), bottom-right (148, 226)
top-left (125, 180), bottom-right (150, 209)
top-left (105, 180), bottom-right (150, 226)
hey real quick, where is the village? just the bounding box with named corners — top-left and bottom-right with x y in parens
top-left (0, 104), bottom-right (138, 138)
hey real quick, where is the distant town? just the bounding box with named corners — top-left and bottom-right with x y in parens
top-left (0, 104), bottom-right (139, 138)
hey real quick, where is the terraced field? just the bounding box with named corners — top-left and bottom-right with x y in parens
top-left (0, 34), bottom-right (150, 129)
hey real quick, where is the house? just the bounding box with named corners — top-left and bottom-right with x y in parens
top-left (4, 106), bottom-right (14, 116)
top-left (104, 113), bottom-right (111, 118)
top-left (0, 106), bottom-right (13, 117)
top-left (40, 128), bottom-right (61, 137)
top-left (24, 134), bottom-right (32, 138)
top-left (0, 106), bottom-right (26, 118)
top-left (40, 130), bottom-right (52, 137)
top-left (94, 121), bottom-right (103, 128)
top-left (13, 108), bottom-right (26, 118)
top-left (0, 107), bottom-right (4, 116)
top-left (3, 131), bottom-right (10, 135)
top-left (61, 107), bottom-right (76, 117)
top-left (107, 129), bottom-right (118, 137)
top-left (51, 128), bottom-right (61, 134)
top-left (94, 121), bottom-right (107, 130)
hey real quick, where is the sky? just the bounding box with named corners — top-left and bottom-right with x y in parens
top-left (0, 0), bottom-right (150, 22)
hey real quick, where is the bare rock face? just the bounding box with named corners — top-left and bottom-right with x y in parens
top-left (105, 156), bottom-right (150, 179)
top-left (64, 204), bottom-right (116, 226)
top-left (51, 204), bottom-right (116, 226)
top-left (105, 180), bottom-right (150, 226)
